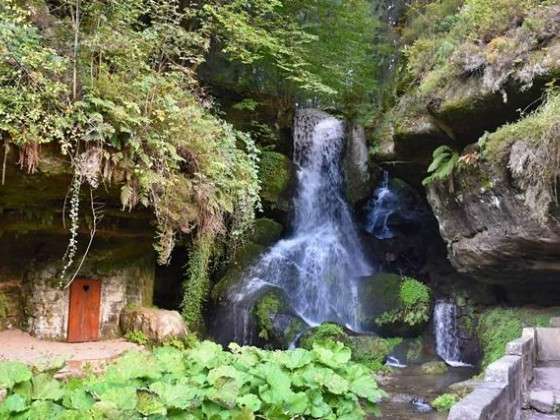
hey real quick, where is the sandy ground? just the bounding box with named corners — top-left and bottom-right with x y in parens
top-left (0, 329), bottom-right (141, 369)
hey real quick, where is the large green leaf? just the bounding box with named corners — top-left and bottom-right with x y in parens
top-left (136, 391), bottom-right (167, 416)
top-left (153, 346), bottom-right (186, 375)
top-left (349, 375), bottom-right (385, 403)
top-left (312, 342), bottom-right (351, 369)
top-left (236, 393), bottom-right (261, 412)
top-left (31, 373), bottom-right (64, 401)
top-left (62, 389), bottom-right (94, 411)
top-left (188, 341), bottom-right (225, 369)
top-left (103, 351), bottom-right (161, 383)
top-left (2, 394), bottom-right (28, 413)
top-left (97, 385), bottom-right (138, 411)
top-left (149, 381), bottom-right (201, 410)
top-left (0, 362), bottom-right (32, 390)
top-left (25, 400), bottom-right (64, 420)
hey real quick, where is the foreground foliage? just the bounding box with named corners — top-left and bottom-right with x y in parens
top-left (0, 340), bottom-right (385, 419)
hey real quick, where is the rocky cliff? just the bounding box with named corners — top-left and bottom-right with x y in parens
top-left (372, 3), bottom-right (560, 297)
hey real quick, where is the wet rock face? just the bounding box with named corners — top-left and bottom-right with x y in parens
top-left (426, 147), bottom-right (560, 287)
top-left (343, 123), bottom-right (371, 204)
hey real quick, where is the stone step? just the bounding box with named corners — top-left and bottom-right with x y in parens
top-left (528, 390), bottom-right (558, 414)
top-left (533, 368), bottom-right (560, 392)
top-left (523, 411), bottom-right (560, 420)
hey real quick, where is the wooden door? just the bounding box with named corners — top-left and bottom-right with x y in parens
top-left (67, 278), bottom-right (101, 342)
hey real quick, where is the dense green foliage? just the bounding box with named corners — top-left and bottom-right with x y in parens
top-left (376, 277), bottom-right (432, 328)
top-left (401, 0), bottom-right (560, 96)
top-left (0, 0), bottom-right (261, 274)
top-left (0, 340), bottom-right (385, 419)
top-left (477, 307), bottom-right (560, 368)
top-left (206, 0), bottom-right (389, 119)
top-left (300, 323), bottom-right (402, 372)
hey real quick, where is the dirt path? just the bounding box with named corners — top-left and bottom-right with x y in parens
top-left (0, 329), bottom-right (141, 375)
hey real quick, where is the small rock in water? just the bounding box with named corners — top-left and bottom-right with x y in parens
top-left (386, 356), bottom-right (407, 368)
top-left (410, 397), bottom-right (433, 413)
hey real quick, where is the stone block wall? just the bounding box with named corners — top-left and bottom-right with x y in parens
top-left (23, 259), bottom-right (154, 341)
top-left (0, 277), bottom-right (23, 330)
top-left (448, 328), bottom-right (536, 420)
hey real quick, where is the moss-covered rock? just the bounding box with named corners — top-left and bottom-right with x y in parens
top-left (251, 218), bottom-right (283, 247)
top-left (211, 241), bottom-right (265, 303)
top-left (359, 274), bottom-right (432, 338)
top-left (359, 273), bottom-right (402, 329)
top-left (258, 151), bottom-right (293, 211)
top-left (421, 361), bottom-right (448, 375)
top-left (253, 289), bottom-right (306, 349)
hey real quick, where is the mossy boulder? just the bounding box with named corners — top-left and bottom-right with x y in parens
top-left (421, 361), bottom-right (448, 375)
top-left (258, 151), bottom-right (293, 211)
top-left (253, 289), bottom-right (306, 349)
top-left (358, 273), bottom-right (402, 330)
top-left (211, 241), bottom-right (265, 303)
top-left (359, 273), bottom-right (432, 338)
top-left (251, 218), bottom-right (283, 247)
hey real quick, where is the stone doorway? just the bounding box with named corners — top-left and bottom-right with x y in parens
top-left (67, 279), bottom-right (101, 342)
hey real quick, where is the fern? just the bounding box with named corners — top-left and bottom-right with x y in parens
top-left (422, 145), bottom-right (459, 186)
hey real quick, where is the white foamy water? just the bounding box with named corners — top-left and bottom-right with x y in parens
top-left (434, 301), bottom-right (472, 367)
top-left (217, 109), bottom-right (374, 344)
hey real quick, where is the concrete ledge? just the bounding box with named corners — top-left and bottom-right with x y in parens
top-left (535, 328), bottom-right (560, 362)
top-left (448, 328), bottom-right (536, 420)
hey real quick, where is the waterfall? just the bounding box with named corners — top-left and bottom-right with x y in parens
top-left (220, 109), bottom-right (375, 344)
top-left (434, 301), bottom-right (471, 367)
top-left (365, 171), bottom-right (399, 239)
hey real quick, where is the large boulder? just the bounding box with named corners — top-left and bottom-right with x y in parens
top-left (120, 307), bottom-right (188, 343)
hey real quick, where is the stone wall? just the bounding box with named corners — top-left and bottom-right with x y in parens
top-left (23, 259), bottom-right (154, 341)
top-left (448, 328), bottom-right (537, 420)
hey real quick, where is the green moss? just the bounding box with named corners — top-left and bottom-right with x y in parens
top-left (477, 306), bottom-right (560, 368)
top-left (421, 361), bottom-right (448, 375)
top-left (251, 218), bottom-right (283, 247)
top-left (253, 292), bottom-right (282, 341)
top-left (0, 292), bottom-right (8, 321)
top-left (181, 234), bottom-right (215, 332)
top-left (211, 241), bottom-right (266, 303)
top-left (231, 242), bottom-right (266, 270)
top-left (300, 323), bottom-right (346, 348)
top-left (258, 151), bottom-right (292, 209)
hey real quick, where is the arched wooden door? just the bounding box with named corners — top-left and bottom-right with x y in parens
top-left (67, 278), bottom-right (101, 342)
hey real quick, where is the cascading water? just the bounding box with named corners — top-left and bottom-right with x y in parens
top-left (217, 109), bottom-right (375, 345)
top-left (365, 171), bottom-right (399, 239)
top-left (434, 301), bottom-right (471, 367)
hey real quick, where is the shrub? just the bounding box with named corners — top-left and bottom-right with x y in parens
top-left (376, 277), bottom-right (432, 329)
top-left (124, 330), bottom-right (150, 346)
top-left (432, 393), bottom-right (459, 411)
top-left (0, 340), bottom-right (386, 418)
